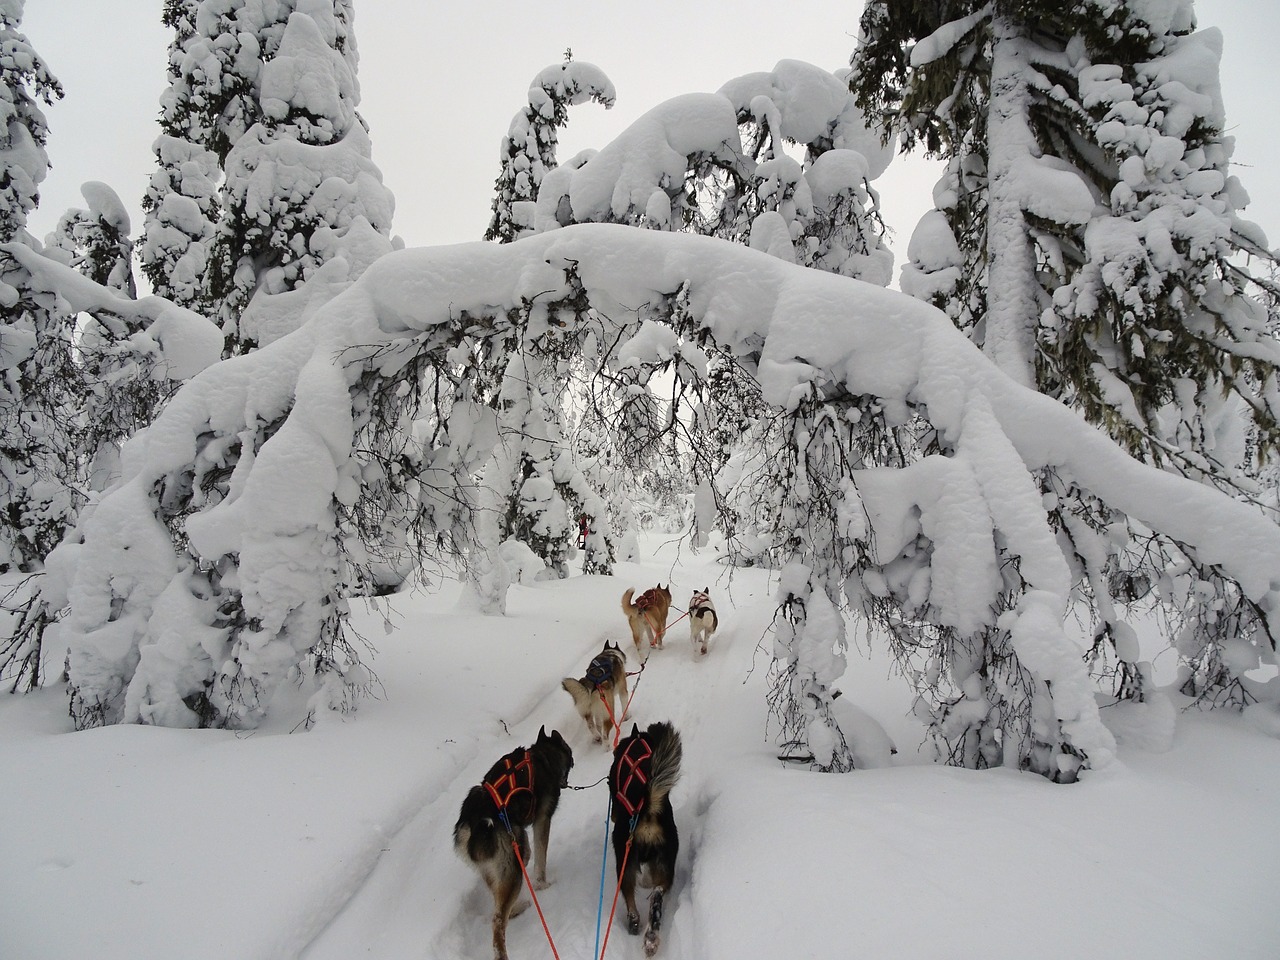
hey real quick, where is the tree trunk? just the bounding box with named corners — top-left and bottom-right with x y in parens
top-left (983, 15), bottom-right (1040, 387)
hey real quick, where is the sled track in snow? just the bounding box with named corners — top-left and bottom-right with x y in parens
top-left (301, 575), bottom-right (774, 960)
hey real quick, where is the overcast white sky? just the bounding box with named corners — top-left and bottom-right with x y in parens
top-left (19, 1), bottom-right (1280, 281)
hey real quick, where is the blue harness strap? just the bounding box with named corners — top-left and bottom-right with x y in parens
top-left (585, 654), bottom-right (614, 688)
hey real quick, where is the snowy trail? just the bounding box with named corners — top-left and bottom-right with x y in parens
top-left (301, 547), bottom-right (779, 960)
top-left (10, 536), bottom-right (1280, 960)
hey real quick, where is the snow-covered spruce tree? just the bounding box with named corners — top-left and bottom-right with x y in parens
top-left (156, 0), bottom-right (386, 355)
top-left (138, 134), bottom-right (221, 312)
top-left (1, 239), bottom-right (221, 699)
top-left (855, 0), bottom-right (1279, 461)
top-left (0, 0), bottom-right (68, 691)
top-left (48, 0), bottom-right (396, 729)
top-left (484, 56), bottom-right (615, 243)
top-left (0, 3), bottom-right (224, 695)
top-left (0, 0), bottom-right (58, 239)
top-left (138, 1), bottom-right (221, 313)
top-left (851, 1), bottom-right (1280, 726)
top-left (210, 0), bottom-right (392, 353)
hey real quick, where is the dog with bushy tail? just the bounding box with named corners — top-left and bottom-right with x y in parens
top-left (609, 720), bottom-right (682, 956)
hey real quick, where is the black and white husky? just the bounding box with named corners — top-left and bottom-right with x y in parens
top-left (688, 588), bottom-right (717, 656)
top-left (454, 727), bottom-right (574, 960)
top-left (562, 640), bottom-right (629, 744)
top-left (609, 721), bottom-right (683, 956)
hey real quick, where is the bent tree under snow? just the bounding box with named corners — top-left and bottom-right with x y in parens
top-left (56, 224), bottom-right (1280, 779)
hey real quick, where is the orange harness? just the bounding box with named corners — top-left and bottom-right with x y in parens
top-left (482, 749), bottom-right (560, 960)
top-left (482, 749), bottom-right (535, 823)
top-left (613, 735), bottom-right (653, 818)
top-left (635, 590), bottom-right (667, 646)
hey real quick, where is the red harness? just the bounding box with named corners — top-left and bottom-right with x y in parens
top-left (483, 749), bottom-right (535, 824)
top-left (635, 589), bottom-right (668, 646)
top-left (614, 735), bottom-right (653, 817)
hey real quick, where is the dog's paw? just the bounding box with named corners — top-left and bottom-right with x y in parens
top-left (532, 875), bottom-right (551, 891)
top-left (644, 929), bottom-right (660, 956)
top-left (510, 896), bottom-right (530, 917)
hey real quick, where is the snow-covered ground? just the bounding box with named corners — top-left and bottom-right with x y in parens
top-left (3, 535), bottom-right (1277, 960)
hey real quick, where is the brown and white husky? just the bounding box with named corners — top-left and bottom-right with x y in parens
top-left (688, 588), bottom-right (717, 656)
top-left (622, 584), bottom-right (673, 659)
top-left (561, 641), bottom-right (629, 744)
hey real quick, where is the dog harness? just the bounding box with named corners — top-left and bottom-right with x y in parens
top-left (690, 591), bottom-right (714, 619)
top-left (483, 748), bottom-right (535, 825)
top-left (585, 654), bottom-right (614, 689)
top-left (613, 735), bottom-right (653, 817)
top-left (636, 589), bottom-right (669, 646)
top-left (635, 588), bottom-right (661, 610)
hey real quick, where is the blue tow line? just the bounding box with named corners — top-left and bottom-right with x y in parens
top-left (592, 791), bottom-right (613, 959)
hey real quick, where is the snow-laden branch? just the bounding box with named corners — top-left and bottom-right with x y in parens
top-left (60, 224), bottom-right (1280, 735)
top-left (1, 241), bottom-right (222, 379)
top-left (909, 4), bottom-right (993, 68)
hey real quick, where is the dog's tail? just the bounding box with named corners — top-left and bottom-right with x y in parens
top-left (561, 677), bottom-right (590, 708)
top-left (621, 587), bottom-right (636, 615)
top-left (644, 721), bottom-right (683, 813)
top-left (454, 786), bottom-right (502, 863)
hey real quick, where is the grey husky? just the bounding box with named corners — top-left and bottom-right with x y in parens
top-left (562, 640), bottom-right (629, 744)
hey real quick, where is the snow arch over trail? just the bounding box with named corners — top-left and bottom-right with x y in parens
top-left (59, 224), bottom-right (1280, 774)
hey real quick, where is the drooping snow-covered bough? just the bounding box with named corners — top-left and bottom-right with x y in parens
top-left (57, 225), bottom-right (1280, 780)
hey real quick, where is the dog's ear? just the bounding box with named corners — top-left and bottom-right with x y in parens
top-left (703, 586), bottom-right (709, 594)
top-left (537, 724), bottom-right (547, 741)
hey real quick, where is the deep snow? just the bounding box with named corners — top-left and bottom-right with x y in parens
top-left (3, 534), bottom-right (1277, 960)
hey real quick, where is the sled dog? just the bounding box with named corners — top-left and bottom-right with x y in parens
top-left (687, 588), bottom-right (717, 656)
top-left (454, 726), bottom-right (574, 960)
top-left (561, 641), bottom-right (629, 744)
top-left (609, 721), bottom-right (683, 956)
top-left (622, 584), bottom-right (673, 658)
